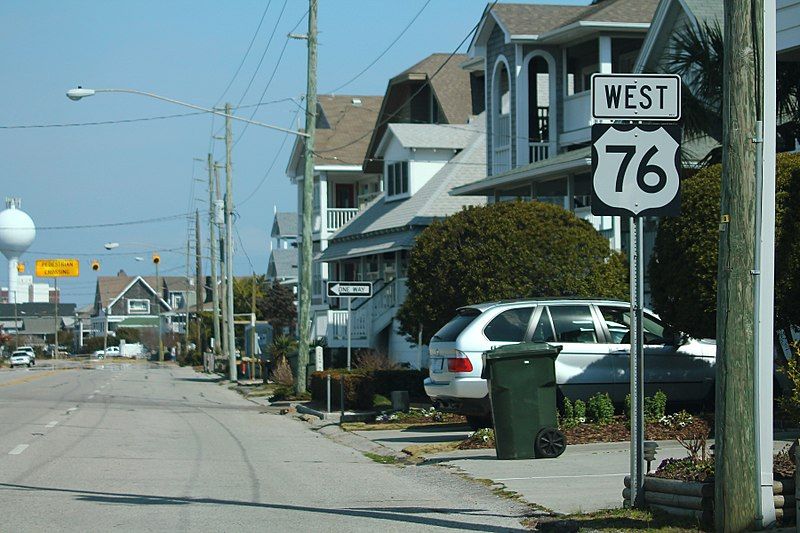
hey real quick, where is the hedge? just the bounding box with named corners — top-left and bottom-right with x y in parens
top-left (310, 369), bottom-right (428, 411)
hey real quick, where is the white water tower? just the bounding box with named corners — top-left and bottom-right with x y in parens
top-left (0, 198), bottom-right (36, 303)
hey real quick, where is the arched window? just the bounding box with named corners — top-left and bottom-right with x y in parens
top-left (492, 57), bottom-right (511, 174)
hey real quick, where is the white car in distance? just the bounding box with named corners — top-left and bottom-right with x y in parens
top-left (10, 351), bottom-right (33, 368)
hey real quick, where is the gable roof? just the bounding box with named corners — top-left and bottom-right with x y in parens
top-left (268, 248), bottom-right (298, 281)
top-left (96, 274), bottom-right (183, 311)
top-left (325, 115), bottom-right (487, 245)
top-left (271, 212), bottom-right (298, 238)
top-left (362, 53), bottom-right (475, 173)
top-left (376, 123), bottom-right (476, 154)
top-left (286, 95), bottom-right (383, 177)
top-left (472, 0), bottom-right (658, 50)
top-left (634, 0), bottom-right (722, 73)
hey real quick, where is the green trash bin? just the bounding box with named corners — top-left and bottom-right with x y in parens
top-left (482, 342), bottom-right (566, 460)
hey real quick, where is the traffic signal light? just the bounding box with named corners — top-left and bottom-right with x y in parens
top-left (91, 260), bottom-right (100, 271)
top-left (152, 254), bottom-right (160, 264)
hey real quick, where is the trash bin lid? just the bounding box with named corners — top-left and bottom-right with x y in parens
top-left (484, 342), bottom-right (561, 361)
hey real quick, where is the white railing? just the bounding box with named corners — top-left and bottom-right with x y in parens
top-left (326, 208), bottom-right (359, 233)
top-left (328, 309), bottom-right (369, 341)
top-left (529, 142), bottom-right (550, 163)
top-left (326, 278), bottom-right (408, 346)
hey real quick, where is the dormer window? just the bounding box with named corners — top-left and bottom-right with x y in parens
top-left (386, 161), bottom-right (409, 199)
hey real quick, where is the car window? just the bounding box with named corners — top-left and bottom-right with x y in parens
top-left (547, 305), bottom-right (598, 343)
top-left (531, 308), bottom-right (555, 342)
top-left (484, 307), bottom-right (534, 342)
top-left (598, 306), bottom-right (666, 345)
top-left (432, 308), bottom-right (482, 342)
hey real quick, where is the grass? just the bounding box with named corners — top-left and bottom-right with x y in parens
top-left (363, 452), bottom-right (398, 465)
top-left (525, 507), bottom-right (705, 532)
top-left (245, 383), bottom-right (279, 398)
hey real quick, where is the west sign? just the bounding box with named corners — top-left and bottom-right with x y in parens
top-left (591, 74), bottom-right (681, 121)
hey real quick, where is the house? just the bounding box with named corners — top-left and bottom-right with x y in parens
top-left (318, 117), bottom-right (487, 367)
top-left (450, 0), bottom-right (659, 298)
top-left (285, 94), bottom-right (384, 338)
top-left (91, 271), bottom-right (197, 340)
top-left (267, 210), bottom-right (298, 294)
top-left (0, 302), bottom-right (76, 347)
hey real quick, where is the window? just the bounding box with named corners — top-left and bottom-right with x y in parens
top-left (484, 307), bottom-right (534, 342)
top-left (565, 40), bottom-right (598, 95)
top-left (432, 308), bottom-right (481, 342)
top-left (611, 38), bottom-right (644, 73)
top-left (386, 162), bottom-right (409, 198)
top-left (127, 299), bottom-right (150, 314)
top-left (598, 306), bottom-right (666, 345)
top-left (548, 305), bottom-right (598, 343)
top-left (531, 308), bottom-right (556, 342)
top-left (496, 185), bottom-right (532, 203)
top-left (535, 178), bottom-right (568, 208)
top-left (573, 173), bottom-right (592, 209)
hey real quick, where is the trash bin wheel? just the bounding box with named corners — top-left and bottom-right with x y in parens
top-left (534, 427), bottom-right (566, 458)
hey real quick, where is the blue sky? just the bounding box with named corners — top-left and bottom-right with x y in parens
top-left (0, 0), bottom-right (590, 305)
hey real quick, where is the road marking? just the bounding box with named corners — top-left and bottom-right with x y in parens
top-left (0, 371), bottom-right (58, 388)
top-left (67, 407), bottom-right (78, 413)
top-left (93, 389), bottom-right (100, 393)
top-left (495, 473), bottom-right (628, 481)
top-left (8, 444), bottom-right (29, 455)
top-left (45, 421), bottom-right (59, 428)
top-left (88, 395), bottom-right (95, 399)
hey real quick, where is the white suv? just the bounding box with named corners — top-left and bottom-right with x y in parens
top-left (424, 299), bottom-right (716, 428)
top-left (10, 351), bottom-right (33, 368)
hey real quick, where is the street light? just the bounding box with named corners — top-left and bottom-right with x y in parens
top-left (65, 87), bottom-right (309, 137)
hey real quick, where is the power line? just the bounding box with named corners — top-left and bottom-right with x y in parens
top-left (235, 0), bottom-right (286, 109)
top-left (234, 225), bottom-right (256, 273)
top-left (0, 98), bottom-right (300, 130)
top-left (327, 0), bottom-right (432, 94)
top-left (214, 0), bottom-right (273, 106)
top-left (239, 106), bottom-right (302, 206)
top-left (0, 213), bottom-right (190, 231)
top-left (315, 1), bottom-right (497, 155)
top-left (234, 8), bottom-right (308, 146)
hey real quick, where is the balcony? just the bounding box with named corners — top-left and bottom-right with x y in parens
top-left (529, 142), bottom-right (550, 163)
top-left (326, 208), bottom-right (359, 233)
top-left (562, 91), bottom-right (592, 145)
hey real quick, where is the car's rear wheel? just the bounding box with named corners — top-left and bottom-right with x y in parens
top-left (466, 415), bottom-right (493, 431)
top-left (534, 427), bottom-right (566, 458)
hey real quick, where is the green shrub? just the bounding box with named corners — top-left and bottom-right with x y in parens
top-left (645, 391), bottom-right (668, 422)
top-left (373, 394), bottom-right (392, 408)
top-left (650, 152), bottom-right (800, 337)
top-left (586, 393), bottom-right (615, 424)
top-left (397, 201), bottom-right (628, 344)
top-left (270, 385), bottom-right (295, 402)
top-left (624, 391), bottom-right (668, 422)
top-left (574, 399), bottom-right (587, 422)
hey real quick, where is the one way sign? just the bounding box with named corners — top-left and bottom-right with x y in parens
top-left (327, 281), bottom-right (373, 298)
top-left (592, 74), bottom-right (681, 121)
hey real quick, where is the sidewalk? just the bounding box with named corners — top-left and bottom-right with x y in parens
top-left (345, 425), bottom-right (795, 515)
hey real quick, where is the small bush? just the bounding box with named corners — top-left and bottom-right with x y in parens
top-left (645, 390), bottom-right (667, 422)
top-left (574, 399), bottom-right (587, 423)
top-left (586, 393), bottom-right (615, 424)
top-left (354, 350), bottom-right (399, 371)
top-left (778, 342), bottom-right (800, 425)
top-left (373, 394), bottom-right (392, 408)
top-left (270, 359), bottom-right (294, 387)
top-left (270, 385), bottom-right (294, 402)
top-left (561, 398), bottom-right (575, 425)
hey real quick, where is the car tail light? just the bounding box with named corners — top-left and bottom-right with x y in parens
top-left (447, 357), bottom-right (473, 373)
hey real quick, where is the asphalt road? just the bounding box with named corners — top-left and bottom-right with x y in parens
top-left (0, 363), bottom-right (528, 532)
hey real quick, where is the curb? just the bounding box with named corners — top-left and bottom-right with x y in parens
top-left (295, 403), bottom-right (329, 420)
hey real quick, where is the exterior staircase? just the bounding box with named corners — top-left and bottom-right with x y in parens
top-left (326, 278), bottom-right (407, 349)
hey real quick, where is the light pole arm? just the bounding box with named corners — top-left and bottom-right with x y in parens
top-left (79, 88), bottom-right (309, 138)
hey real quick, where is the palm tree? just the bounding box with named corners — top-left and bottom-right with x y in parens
top-left (270, 335), bottom-right (297, 367)
top-left (664, 21), bottom-right (800, 165)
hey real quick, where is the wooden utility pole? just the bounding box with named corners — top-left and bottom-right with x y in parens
top-left (224, 102), bottom-right (236, 382)
top-left (195, 209), bottom-right (203, 357)
top-left (296, 0), bottom-right (318, 394)
top-left (716, 0), bottom-right (774, 528)
top-left (215, 163), bottom-right (228, 365)
top-left (208, 154), bottom-right (221, 368)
